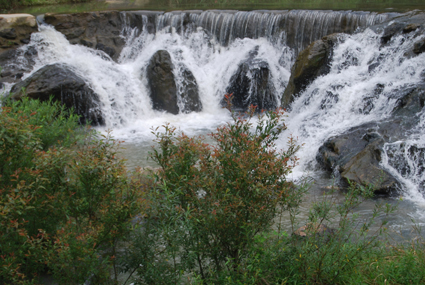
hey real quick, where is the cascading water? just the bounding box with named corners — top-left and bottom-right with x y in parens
top-left (6, 9), bottom-right (425, 230)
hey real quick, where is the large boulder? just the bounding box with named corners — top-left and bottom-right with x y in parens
top-left (44, 11), bottom-right (127, 61)
top-left (281, 33), bottom-right (342, 108)
top-left (224, 47), bottom-right (277, 111)
top-left (317, 127), bottom-right (398, 194)
top-left (10, 64), bottom-right (103, 126)
top-left (316, 84), bottom-right (425, 194)
top-left (146, 50), bottom-right (202, 114)
top-left (146, 50), bottom-right (179, 114)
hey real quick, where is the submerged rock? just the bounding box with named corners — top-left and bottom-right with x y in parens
top-left (224, 47), bottom-right (277, 111)
top-left (10, 63), bottom-right (103, 126)
top-left (281, 33), bottom-right (342, 108)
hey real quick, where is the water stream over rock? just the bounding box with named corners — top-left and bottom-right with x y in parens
top-left (2, 9), bottom-right (425, 236)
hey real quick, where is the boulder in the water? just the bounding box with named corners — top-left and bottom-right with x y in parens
top-left (224, 47), bottom-right (277, 111)
top-left (146, 50), bottom-right (179, 115)
top-left (147, 50), bottom-right (202, 114)
top-left (281, 33), bottom-right (342, 108)
top-left (316, 84), bottom-right (425, 194)
top-left (10, 63), bottom-right (103, 126)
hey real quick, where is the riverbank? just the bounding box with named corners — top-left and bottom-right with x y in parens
top-left (0, 0), bottom-right (92, 12)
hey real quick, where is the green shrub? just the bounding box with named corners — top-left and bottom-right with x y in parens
top-left (0, 99), bottom-right (144, 284)
top-left (121, 94), bottom-right (304, 283)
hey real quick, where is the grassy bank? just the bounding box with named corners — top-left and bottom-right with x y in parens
top-left (0, 0), bottom-right (91, 10)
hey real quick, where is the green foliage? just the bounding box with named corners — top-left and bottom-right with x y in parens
top-left (4, 96), bottom-right (82, 150)
top-left (0, 98), bottom-right (144, 284)
top-left (0, 96), bottom-right (82, 188)
top-left (121, 94), bottom-right (303, 283)
top-left (1, 96), bottom-right (424, 284)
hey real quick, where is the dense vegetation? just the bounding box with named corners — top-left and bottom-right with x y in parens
top-left (0, 96), bottom-right (424, 284)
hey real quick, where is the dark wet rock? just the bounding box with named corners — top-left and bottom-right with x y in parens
top-left (224, 46), bottom-right (277, 112)
top-left (0, 14), bottom-right (38, 53)
top-left (0, 28), bottom-right (17, 39)
top-left (146, 51), bottom-right (202, 114)
top-left (0, 46), bottom-right (38, 84)
top-left (95, 42), bottom-right (116, 58)
top-left (281, 33), bottom-right (342, 108)
top-left (316, 84), bottom-right (425, 194)
top-left (122, 11), bottom-right (161, 35)
top-left (317, 126), bottom-right (398, 194)
top-left (178, 65), bottom-right (202, 113)
top-left (413, 38), bottom-right (425, 55)
top-left (368, 62), bottom-right (380, 73)
top-left (403, 23), bottom-right (420, 33)
top-left (147, 50), bottom-right (179, 114)
top-left (381, 22), bottom-right (406, 44)
top-left (44, 11), bottom-right (126, 61)
top-left (9, 64), bottom-right (103, 125)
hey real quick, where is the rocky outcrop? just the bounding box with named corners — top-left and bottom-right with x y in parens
top-left (316, 84), bottom-right (425, 194)
top-left (317, 126), bottom-right (398, 194)
top-left (0, 45), bottom-right (37, 84)
top-left (0, 14), bottom-right (37, 52)
top-left (224, 47), bottom-right (277, 111)
top-left (44, 11), bottom-right (127, 61)
top-left (281, 33), bottom-right (342, 108)
top-left (0, 14), bottom-right (38, 85)
top-left (147, 50), bottom-right (202, 114)
top-left (146, 50), bottom-right (179, 114)
top-left (10, 64), bottom-right (103, 126)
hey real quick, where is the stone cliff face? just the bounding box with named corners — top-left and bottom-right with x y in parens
top-left (44, 11), bottom-right (126, 61)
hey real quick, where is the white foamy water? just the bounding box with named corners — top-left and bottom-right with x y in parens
top-left (6, 10), bottom-right (425, 228)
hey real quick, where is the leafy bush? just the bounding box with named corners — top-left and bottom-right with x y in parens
top-left (0, 99), bottom-right (144, 284)
top-left (121, 94), bottom-right (304, 283)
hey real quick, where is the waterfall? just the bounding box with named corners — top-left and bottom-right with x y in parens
top-left (7, 9), bottom-right (425, 210)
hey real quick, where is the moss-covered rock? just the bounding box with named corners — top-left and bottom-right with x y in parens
top-left (281, 33), bottom-right (342, 108)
